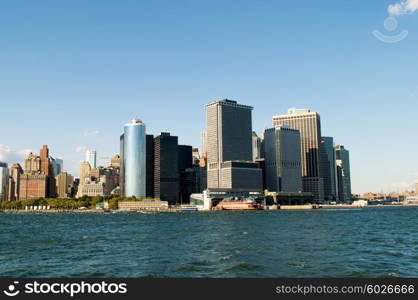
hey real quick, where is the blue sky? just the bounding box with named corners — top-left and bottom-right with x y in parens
top-left (1, 0), bottom-right (418, 194)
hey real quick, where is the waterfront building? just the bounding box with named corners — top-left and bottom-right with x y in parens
top-left (255, 158), bottom-right (267, 191)
top-left (25, 153), bottom-right (41, 173)
top-left (85, 150), bottom-right (97, 169)
top-left (335, 145), bottom-right (352, 202)
top-left (56, 172), bottom-right (74, 198)
top-left (320, 137), bottom-right (338, 201)
top-left (40, 145), bottom-right (56, 198)
top-left (79, 162), bottom-right (92, 184)
top-left (273, 109), bottom-right (324, 201)
top-left (8, 164), bottom-right (23, 201)
top-left (77, 182), bottom-right (105, 197)
top-left (123, 119), bottom-right (146, 198)
top-left (20, 146), bottom-right (56, 199)
top-left (263, 125), bottom-right (302, 193)
top-left (120, 134), bottom-right (125, 196)
top-left (19, 173), bottom-right (47, 200)
top-left (77, 163), bottom-right (119, 198)
top-left (178, 145), bottom-right (193, 172)
top-left (206, 99), bottom-right (262, 192)
top-left (146, 134), bottom-right (155, 198)
top-left (51, 158), bottom-right (63, 176)
top-left (118, 200), bottom-right (169, 211)
top-left (416, 183), bottom-right (418, 196)
top-left (178, 145), bottom-right (196, 203)
top-left (0, 162), bottom-right (9, 201)
top-left (154, 132), bottom-right (179, 205)
top-left (7, 175), bottom-right (14, 201)
top-left (252, 131), bottom-right (262, 162)
top-left (40, 145), bottom-right (51, 176)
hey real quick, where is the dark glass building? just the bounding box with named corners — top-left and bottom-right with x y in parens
top-left (154, 133), bottom-right (179, 205)
top-left (146, 134), bottom-right (155, 198)
top-left (178, 145), bottom-right (193, 172)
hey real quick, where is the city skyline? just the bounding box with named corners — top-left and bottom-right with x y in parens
top-left (1, 1), bottom-right (418, 194)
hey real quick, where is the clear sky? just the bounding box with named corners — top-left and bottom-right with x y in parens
top-left (1, 0), bottom-right (418, 194)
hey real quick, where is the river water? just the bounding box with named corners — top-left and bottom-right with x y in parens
top-left (1, 207), bottom-right (417, 277)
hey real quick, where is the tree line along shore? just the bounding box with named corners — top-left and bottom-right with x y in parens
top-left (0, 195), bottom-right (156, 211)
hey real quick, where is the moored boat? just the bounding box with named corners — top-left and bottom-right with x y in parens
top-left (217, 197), bottom-right (262, 210)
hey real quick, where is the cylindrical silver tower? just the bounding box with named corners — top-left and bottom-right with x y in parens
top-left (123, 119), bottom-right (146, 198)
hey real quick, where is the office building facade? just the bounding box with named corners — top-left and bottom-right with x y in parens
top-left (336, 145), bottom-right (352, 202)
top-left (273, 109), bottom-right (324, 201)
top-left (0, 162), bottom-right (8, 201)
top-left (154, 133), bottom-right (179, 204)
top-left (206, 99), bottom-right (262, 192)
top-left (123, 119), bottom-right (146, 198)
top-left (320, 137), bottom-right (338, 201)
top-left (19, 173), bottom-right (47, 200)
top-left (264, 125), bottom-right (302, 193)
top-left (8, 164), bottom-right (23, 201)
top-left (56, 172), bottom-right (74, 198)
top-left (145, 134), bottom-right (155, 198)
top-left (85, 150), bottom-right (97, 169)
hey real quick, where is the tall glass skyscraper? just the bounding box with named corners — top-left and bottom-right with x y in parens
top-left (85, 150), bottom-right (97, 169)
top-left (123, 119), bottom-right (146, 198)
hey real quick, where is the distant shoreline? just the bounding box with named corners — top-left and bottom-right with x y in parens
top-left (1, 204), bottom-right (418, 214)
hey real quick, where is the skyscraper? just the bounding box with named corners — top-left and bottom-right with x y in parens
top-left (154, 133), bottom-right (179, 204)
top-left (178, 145), bottom-right (194, 203)
top-left (273, 109), bottom-right (324, 201)
top-left (79, 162), bottom-right (92, 184)
top-left (200, 131), bottom-right (207, 156)
top-left (145, 134), bottom-right (155, 198)
top-left (0, 162), bottom-right (9, 201)
top-left (20, 150), bottom-right (48, 200)
top-left (51, 158), bottom-right (64, 176)
top-left (123, 119), bottom-right (146, 198)
top-left (252, 131), bottom-right (262, 162)
top-left (25, 153), bottom-right (41, 173)
top-left (40, 145), bottom-right (56, 197)
top-left (19, 173), bottom-right (47, 200)
top-left (85, 150), bottom-right (97, 169)
top-left (178, 145), bottom-right (193, 172)
top-left (40, 145), bottom-right (51, 176)
top-left (320, 137), bottom-right (338, 201)
top-left (206, 99), bottom-right (262, 191)
top-left (56, 172), bottom-right (74, 198)
top-left (264, 125), bottom-right (302, 192)
top-left (9, 164), bottom-right (23, 201)
top-left (120, 134), bottom-right (125, 196)
top-left (335, 145), bottom-right (352, 202)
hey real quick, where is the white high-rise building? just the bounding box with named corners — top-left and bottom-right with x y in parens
top-left (200, 131), bottom-right (207, 155)
top-left (85, 150), bottom-right (97, 169)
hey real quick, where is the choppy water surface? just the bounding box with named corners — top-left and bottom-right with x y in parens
top-left (1, 207), bottom-right (418, 278)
